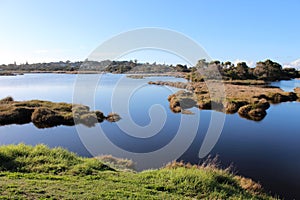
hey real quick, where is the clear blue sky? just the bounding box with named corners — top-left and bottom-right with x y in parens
top-left (0, 0), bottom-right (299, 66)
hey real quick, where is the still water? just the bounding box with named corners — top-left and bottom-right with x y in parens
top-left (0, 74), bottom-right (299, 199)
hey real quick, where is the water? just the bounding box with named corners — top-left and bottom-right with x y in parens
top-left (0, 74), bottom-right (300, 199)
top-left (270, 78), bottom-right (300, 92)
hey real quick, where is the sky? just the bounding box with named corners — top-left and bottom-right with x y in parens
top-left (0, 0), bottom-right (300, 67)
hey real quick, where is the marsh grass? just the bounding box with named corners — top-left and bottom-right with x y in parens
top-left (161, 78), bottom-right (299, 121)
top-left (0, 97), bottom-right (119, 128)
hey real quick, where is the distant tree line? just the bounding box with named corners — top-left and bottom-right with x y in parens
top-left (0, 60), bottom-right (177, 73)
top-left (0, 59), bottom-right (299, 81)
top-left (187, 59), bottom-right (300, 81)
top-left (0, 61), bottom-right (82, 72)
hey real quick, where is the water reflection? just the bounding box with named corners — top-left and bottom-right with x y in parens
top-left (0, 74), bottom-right (299, 199)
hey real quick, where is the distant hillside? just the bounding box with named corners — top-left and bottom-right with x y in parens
top-left (0, 60), bottom-right (181, 73)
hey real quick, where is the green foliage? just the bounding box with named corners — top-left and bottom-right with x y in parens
top-left (175, 64), bottom-right (190, 72)
top-left (191, 59), bottom-right (299, 81)
top-left (185, 72), bottom-right (204, 82)
top-left (253, 59), bottom-right (284, 81)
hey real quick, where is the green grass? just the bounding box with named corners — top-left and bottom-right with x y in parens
top-left (0, 144), bottom-right (277, 199)
top-left (0, 144), bottom-right (114, 175)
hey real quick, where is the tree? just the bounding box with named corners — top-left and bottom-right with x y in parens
top-left (236, 62), bottom-right (249, 79)
top-left (196, 59), bottom-right (208, 69)
top-left (253, 59), bottom-right (283, 81)
top-left (175, 64), bottom-right (190, 72)
top-left (224, 61), bottom-right (232, 67)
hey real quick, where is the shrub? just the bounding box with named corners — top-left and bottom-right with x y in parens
top-left (0, 96), bottom-right (14, 104)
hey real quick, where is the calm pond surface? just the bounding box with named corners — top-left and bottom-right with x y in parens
top-left (0, 73), bottom-right (299, 199)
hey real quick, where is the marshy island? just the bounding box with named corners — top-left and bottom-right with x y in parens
top-left (0, 96), bottom-right (120, 128)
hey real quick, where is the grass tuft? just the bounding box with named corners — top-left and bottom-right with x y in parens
top-left (0, 144), bottom-right (114, 175)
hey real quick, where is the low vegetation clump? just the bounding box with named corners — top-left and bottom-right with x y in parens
top-left (160, 80), bottom-right (299, 121)
top-left (253, 92), bottom-right (298, 104)
top-left (0, 144), bottom-right (276, 199)
top-left (0, 97), bottom-right (120, 128)
top-left (126, 74), bottom-right (145, 79)
top-left (238, 104), bottom-right (267, 121)
top-left (106, 112), bottom-right (122, 122)
top-left (295, 87), bottom-right (300, 100)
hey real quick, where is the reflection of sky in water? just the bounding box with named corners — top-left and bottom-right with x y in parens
top-left (0, 73), bottom-right (76, 102)
top-left (0, 74), bottom-right (300, 199)
top-left (270, 79), bottom-right (300, 92)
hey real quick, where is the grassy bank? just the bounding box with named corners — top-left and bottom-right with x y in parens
top-left (0, 144), bottom-right (276, 199)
